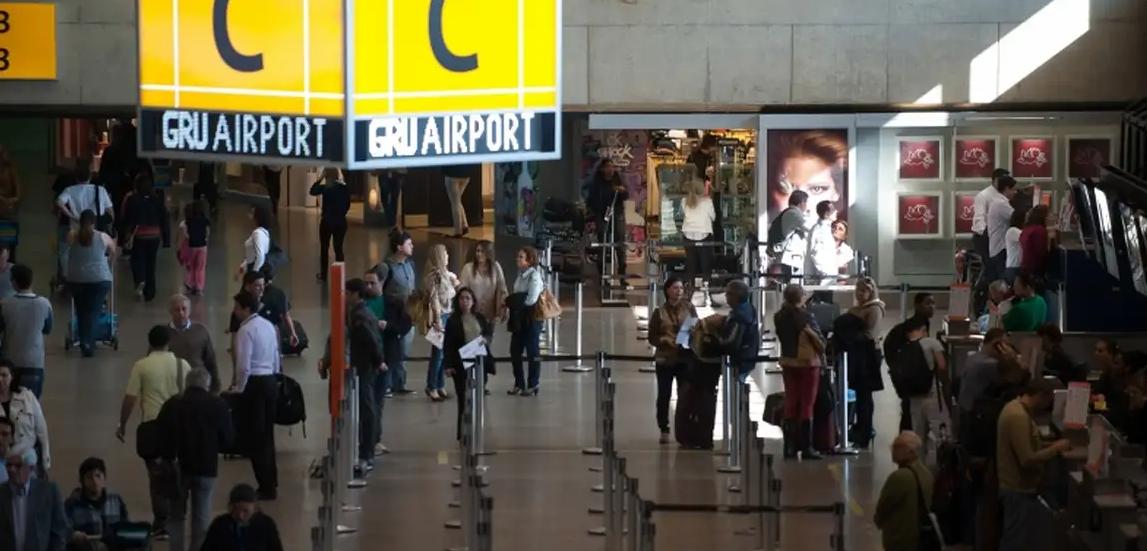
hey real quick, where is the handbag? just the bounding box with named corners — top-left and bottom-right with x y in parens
top-left (532, 288), bottom-right (562, 321)
top-left (135, 357), bottom-right (184, 460)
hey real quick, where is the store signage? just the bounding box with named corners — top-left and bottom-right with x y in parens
top-left (138, 0), bottom-right (562, 167)
top-left (954, 137), bottom-right (997, 179)
top-left (898, 193), bottom-right (942, 238)
top-left (898, 138), bottom-right (942, 180)
top-left (952, 192), bottom-right (976, 236)
top-left (1010, 137), bottom-right (1054, 179)
top-left (0, 3), bottom-right (57, 80)
top-left (1067, 137), bottom-right (1111, 179)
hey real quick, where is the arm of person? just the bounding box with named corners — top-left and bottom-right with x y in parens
top-left (217, 397), bottom-right (236, 452)
top-left (203, 332), bottom-right (219, 386)
top-left (647, 309), bottom-right (666, 349)
top-left (43, 302), bottom-right (54, 335)
top-left (266, 516), bottom-right (286, 551)
top-left (524, 269), bottom-right (544, 306)
top-left (233, 330), bottom-right (252, 392)
top-left (30, 396), bottom-right (51, 470)
top-left (282, 308), bottom-right (299, 345)
top-left (101, 233), bottom-right (118, 260)
top-left (55, 191), bottom-right (75, 220)
top-left (100, 188), bottom-right (115, 219)
top-left (309, 177), bottom-right (325, 196)
top-left (116, 364), bottom-right (141, 442)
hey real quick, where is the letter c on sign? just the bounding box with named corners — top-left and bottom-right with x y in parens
top-left (213, 0), bottom-right (264, 72)
top-left (429, 0), bottom-right (477, 73)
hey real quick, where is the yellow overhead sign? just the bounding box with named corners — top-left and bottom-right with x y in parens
top-left (0, 3), bottom-right (57, 80)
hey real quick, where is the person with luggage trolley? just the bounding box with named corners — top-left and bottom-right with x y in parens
top-left (65, 210), bottom-right (118, 358)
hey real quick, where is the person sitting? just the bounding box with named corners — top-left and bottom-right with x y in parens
top-left (874, 431), bottom-right (934, 551)
top-left (1036, 324), bottom-right (1084, 384)
top-left (64, 457), bottom-right (132, 551)
top-left (977, 280), bottom-right (1011, 333)
top-left (200, 484), bottom-right (284, 551)
top-left (1001, 272), bottom-right (1046, 332)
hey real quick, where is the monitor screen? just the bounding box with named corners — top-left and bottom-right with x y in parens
top-left (1093, 187), bottom-right (1120, 279)
top-left (1120, 204), bottom-right (1146, 296)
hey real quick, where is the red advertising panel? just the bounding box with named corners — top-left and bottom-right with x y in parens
top-left (954, 138), bottom-right (997, 179)
top-left (953, 193), bottom-right (976, 235)
top-left (1067, 138), bottom-right (1111, 179)
top-left (898, 194), bottom-right (942, 237)
top-left (1010, 137), bottom-right (1054, 179)
top-left (898, 138), bottom-right (942, 180)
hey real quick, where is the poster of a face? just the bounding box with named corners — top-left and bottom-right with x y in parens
top-left (898, 138), bottom-right (942, 180)
top-left (954, 137), bottom-right (998, 179)
top-left (1010, 137), bottom-right (1054, 179)
top-left (898, 193), bottom-right (942, 238)
top-left (952, 192), bottom-right (977, 236)
top-left (493, 162), bottom-right (540, 238)
top-left (1067, 138), bottom-right (1111, 179)
top-left (766, 129), bottom-right (848, 224)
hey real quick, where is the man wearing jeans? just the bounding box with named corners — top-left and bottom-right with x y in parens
top-left (0, 265), bottom-right (53, 398)
top-left (996, 378), bottom-right (1071, 551)
top-left (158, 367), bottom-right (234, 551)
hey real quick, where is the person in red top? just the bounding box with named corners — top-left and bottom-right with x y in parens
top-left (1019, 205), bottom-right (1053, 277)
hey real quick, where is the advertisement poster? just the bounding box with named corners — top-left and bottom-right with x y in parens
top-left (952, 192), bottom-right (977, 236)
top-left (898, 138), bottom-right (942, 180)
top-left (898, 193), bottom-right (942, 238)
top-left (954, 137), bottom-right (998, 179)
top-left (1010, 137), bottom-right (1054, 179)
top-left (1067, 137), bottom-right (1111, 179)
top-left (494, 162), bottom-right (540, 238)
top-left (580, 130), bottom-right (650, 262)
top-left (766, 129), bottom-right (849, 223)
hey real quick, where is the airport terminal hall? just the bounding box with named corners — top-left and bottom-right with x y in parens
top-left (3, 1), bottom-right (1147, 550)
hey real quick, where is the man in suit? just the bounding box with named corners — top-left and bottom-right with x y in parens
top-left (1, 448), bottom-right (69, 551)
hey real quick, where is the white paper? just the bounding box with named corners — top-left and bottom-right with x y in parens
top-left (677, 317), bottom-right (699, 349)
top-left (425, 327), bottom-right (445, 350)
top-left (459, 336), bottom-right (487, 360)
top-left (1064, 381), bottom-right (1091, 429)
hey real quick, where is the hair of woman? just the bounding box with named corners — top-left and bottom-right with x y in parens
top-left (452, 286), bottom-right (477, 314)
top-left (252, 204), bottom-right (273, 230)
top-left (426, 243), bottom-right (448, 273)
top-left (469, 240), bottom-right (495, 278)
top-left (684, 177), bottom-right (706, 209)
top-left (518, 246), bottom-right (539, 267)
top-left (78, 209), bottom-right (96, 247)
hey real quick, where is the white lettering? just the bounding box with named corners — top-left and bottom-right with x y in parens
top-left (177, 113), bottom-right (193, 150)
top-left (421, 117), bottom-right (442, 156)
top-left (468, 115), bottom-right (485, 153)
top-left (192, 112), bottom-right (210, 149)
top-left (503, 114), bottom-right (519, 152)
top-left (161, 112), bottom-right (179, 149)
top-left (520, 112), bottom-right (535, 150)
top-left (277, 118), bottom-right (293, 156)
top-left (313, 118), bottom-right (326, 158)
top-left (212, 115), bottom-right (233, 153)
top-left (295, 118), bottom-right (311, 157)
top-left (451, 116), bottom-right (468, 154)
top-left (259, 116), bottom-right (275, 155)
top-left (242, 115), bottom-right (258, 154)
top-left (485, 113), bottom-right (502, 152)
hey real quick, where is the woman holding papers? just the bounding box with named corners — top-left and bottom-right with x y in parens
top-left (423, 244), bottom-right (459, 402)
top-left (647, 276), bottom-right (698, 444)
top-left (444, 288), bottom-right (495, 440)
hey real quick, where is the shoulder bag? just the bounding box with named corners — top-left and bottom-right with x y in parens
top-left (908, 467), bottom-right (944, 551)
top-left (532, 269), bottom-right (561, 321)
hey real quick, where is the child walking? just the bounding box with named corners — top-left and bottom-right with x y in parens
top-left (178, 200), bottom-right (210, 294)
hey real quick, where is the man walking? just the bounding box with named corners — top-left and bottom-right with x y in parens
top-left (376, 232), bottom-right (416, 395)
top-left (0, 265), bottom-right (53, 397)
top-left (0, 448), bottom-right (69, 551)
top-left (231, 291), bottom-right (281, 501)
top-left (159, 367), bottom-right (235, 551)
top-left (116, 325), bottom-right (189, 540)
top-left (168, 294), bottom-right (220, 393)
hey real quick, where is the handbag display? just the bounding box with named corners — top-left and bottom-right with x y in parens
top-left (532, 288), bottom-right (562, 321)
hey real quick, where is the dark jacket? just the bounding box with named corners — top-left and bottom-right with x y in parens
top-left (123, 191), bottom-right (171, 246)
top-left (724, 300), bottom-right (760, 361)
top-left (157, 386), bottom-right (236, 477)
top-left (348, 302), bottom-right (384, 374)
top-left (309, 180), bottom-right (350, 225)
top-left (882, 314), bottom-right (931, 366)
top-left (586, 173), bottom-right (628, 224)
top-left (774, 304), bottom-right (811, 361)
top-left (200, 512), bottom-right (284, 551)
top-left (833, 312), bottom-right (885, 392)
top-left (443, 311), bottom-right (495, 376)
top-left (64, 489), bottom-right (129, 539)
top-left (0, 478), bottom-right (69, 551)
top-left (505, 292), bottom-right (533, 334)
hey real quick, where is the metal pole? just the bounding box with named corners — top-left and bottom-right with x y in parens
top-left (756, 439), bottom-right (767, 550)
top-left (589, 384), bottom-right (616, 535)
top-left (766, 453), bottom-right (781, 551)
top-left (347, 372), bottom-right (367, 489)
top-left (833, 502), bottom-right (846, 551)
top-left (583, 352), bottom-right (606, 455)
top-left (640, 278), bottom-right (658, 374)
top-left (834, 353), bottom-right (857, 455)
top-left (717, 356), bottom-right (736, 461)
top-left (608, 457), bottom-right (627, 551)
top-left (1057, 280), bottom-right (1067, 331)
top-left (900, 282), bottom-right (910, 322)
top-left (562, 282), bottom-right (590, 372)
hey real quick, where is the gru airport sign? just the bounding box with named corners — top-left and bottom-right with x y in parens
top-left (137, 0), bottom-right (561, 168)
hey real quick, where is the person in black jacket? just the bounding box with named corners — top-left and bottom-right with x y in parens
top-left (320, 278), bottom-right (385, 476)
top-left (586, 159), bottom-right (628, 276)
top-left (443, 288), bottom-right (494, 440)
top-left (310, 168), bottom-right (351, 282)
top-left (883, 292), bottom-right (936, 432)
top-left (122, 173), bottom-right (170, 302)
top-left (157, 367), bottom-right (235, 551)
top-left (200, 484), bottom-right (283, 551)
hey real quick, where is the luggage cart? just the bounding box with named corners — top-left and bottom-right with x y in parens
top-left (65, 264), bottom-right (119, 351)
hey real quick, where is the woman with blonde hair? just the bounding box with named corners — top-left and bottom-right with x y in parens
top-left (423, 243), bottom-right (459, 401)
top-left (848, 277), bottom-right (886, 449)
top-left (680, 177), bottom-right (716, 294)
top-left (459, 240), bottom-right (508, 320)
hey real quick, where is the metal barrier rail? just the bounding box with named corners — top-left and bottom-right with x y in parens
top-left (444, 356), bottom-right (494, 551)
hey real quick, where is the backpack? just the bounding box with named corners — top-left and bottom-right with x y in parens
top-left (965, 393), bottom-right (1008, 458)
top-left (766, 207), bottom-right (799, 259)
top-left (889, 340), bottom-right (933, 398)
top-left (274, 373), bottom-right (306, 428)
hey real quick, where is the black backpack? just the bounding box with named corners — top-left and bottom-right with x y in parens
top-left (889, 340), bottom-right (933, 398)
top-left (274, 374), bottom-right (306, 428)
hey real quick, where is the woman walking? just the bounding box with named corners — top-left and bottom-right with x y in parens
top-left (774, 284), bottom-right (825, 460)
top-left (680, 178), bottom-right (716, 295)
top-left (647, 276), bottom-right (697, 443)
top-left (310, 168), bottom-right (351, 281)
top-left (848, 277), bottom-right (885, 449)
top-left (122, 174), bottom-right (170, 302)
top-left (443, 288), bottom-right (494, 439)
top-left (236, 205), bottom-right (273, 281)
top-left (423, 244), bottom-right (458, 401)
top-left (67, 210), bottom-right (116, 357)
top-left (0, 360), bottom-right (51, 473)
top-left (506, 246), bottom-right (546, 396)
top-left (178, 200), bottom-right (211, 294)
top-left (459, 240), bottom-right (508, 321)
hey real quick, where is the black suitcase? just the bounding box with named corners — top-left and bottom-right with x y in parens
top-left (280, 320), bottom-right (309, 356)
top-left (220, 392), bottom-right (246, 457)
top-left (674, 367), bottom-right (720, 449)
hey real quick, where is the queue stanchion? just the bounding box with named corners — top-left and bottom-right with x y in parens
top-left (335, 392), bottom-right (358, 533)
top-left (346, 371), bottom-right (367, 490)
top-left (626, 477), bottom-right (641, 551)
top-left (583, 352), bottom-right (607, 456)
top-left (640, 279), bottom-right (658, 374)
top-left (831, 502), bottom-right (846, 551)
top-left (1057, 280), bottom-right (1067, 331)
top-left (474, 356), bottom-right (494, 458)
top-left (446, 367), bottom-right (478, 539)
top-left (734, 420), bottom-right (761, 537)
top-left (766, 448), bottom-right (782, 551)
top-left (561, 283), bottom-right (591, 373)
top-left (589, 382), bottom-right (617, 534)
top-left (608, 457), bottom-right (628, 551)
top-left (833, 352), bottom-right (858, 455)
top-left (721, 381), bottom-right (748, 482)
top-left (716, 356), bottom-right (737, 462)
top-left (477, 495), bottom-right (494, 551)
top-left (590, 380), bottom-right (616, 498)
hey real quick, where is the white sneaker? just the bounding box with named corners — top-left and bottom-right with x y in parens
top-left (135, 283), bottom-right (145, 300)
top-left (374, 443), bottom-right (389, 456)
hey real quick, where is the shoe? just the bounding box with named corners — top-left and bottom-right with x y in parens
top-left (135, 283), bottom-right (145, 300)
top-left (256, 488), bottom-right (277, 501)
top-left (353, 465), bottom-right (365, 479)
top-left (81, 347), bottom-right (95, 358)
top-left (799, 420), bottom-right (822, 460)
top-left (426, 389), bottom-right (441, 401)
top-left (384, 391), bottom-right (394, 399)
top-left (150, 528), bottom-right (170, 541)
top-left (782, 420), bottom-right (797, 459)
top-left (522, 386), bottom-right (540, 397)
top-left (374, 443), bottom-right (390, 456)
top-left (438, 389), bottom-right (450, 400)
top-left (507, 387), bottom-right (523, 396)
top-left (659, 432), bottom-right (670, 444)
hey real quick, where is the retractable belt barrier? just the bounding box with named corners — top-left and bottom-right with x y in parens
top-left (311, 370), bottom-right (365, 551)
top-left (444, 356), bottom-right (495, 551)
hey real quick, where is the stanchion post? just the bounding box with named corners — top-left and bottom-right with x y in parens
top-left (562, 283), bottom-right (590, 372)
top-left (832, 502), bottom-right (846, 551)
top-left (346, 372), bottom-right (366, 489)
top-left (583, 352), bottom-right (606, 455)
top-left (626, 478), bottom-right (640, 551)
top-left (834, 352), bottom-right (857, 455)
top-left (1057, 280), bottom-right (1067, 331)
top-left (589, 383), bottom-right (616, 535)
top-left (900, 282), bottom-right (910, 322)
top-left (766, 451), bottom-right (781, 551)
top-left (717, 357), bottom-right (740, 466)
top-left (608, 456), bottom-right (627, 551)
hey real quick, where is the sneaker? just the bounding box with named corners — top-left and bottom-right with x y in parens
top-left (384, 391), bottom-right (394, 399)
top-left (135, 283), bottom-right (145, 300)
top-left (438, 389), bottom-right (450, 400)
top-left (396, 388), bottom-right (416, 396)
top-left (374, 443), bottom-right (389, 456)
top-left (150, 528), bottom-right (170, 541)
top-left (659, 432), bottom-right (670, 444)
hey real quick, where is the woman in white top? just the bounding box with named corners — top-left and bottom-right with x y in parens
top-left (236, 204), bottom-right (273, 281)
top-left (0, 361), bottom-right (50, 472)
top-left (423, 244), bottom-right (459, 401)
top-left (1003, 207), bottom-right (1026, 283)
top-left (459, 240), bottom-right (508, 321)
top-left (508, 246), bottom-right (546, 396)
top-left (680, 178), bottom-right (716, 292)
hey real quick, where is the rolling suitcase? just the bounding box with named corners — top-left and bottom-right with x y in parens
top-left (220, 392), bottom-right (246, 457)
top-left (674, 364), bottom-right (720, 449)
top-left (763, 391), bottom-right (786, 428)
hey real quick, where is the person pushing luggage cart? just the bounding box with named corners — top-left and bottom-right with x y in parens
top-left (64, 209), bottom-right (119, 356)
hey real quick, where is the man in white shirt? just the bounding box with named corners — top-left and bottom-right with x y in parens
top-left (971, 168), bottom-right (1010, 263)
top-left (985, 176), bottom-right (1019, 284)
top-left (230, 290), bottom-right (281, 501)
top-left (55, 158), bottom-right (114, 278)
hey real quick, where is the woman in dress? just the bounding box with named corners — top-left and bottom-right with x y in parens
top-left (506, 246), bottom-right (545, 396)
top-left (459, 240), bottom-right (508, 321)
top-left (423, 244), bottom-right (459, 401)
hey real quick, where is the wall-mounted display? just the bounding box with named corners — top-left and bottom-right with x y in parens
top-left (766, 129), bottom-right (849, 223)
top-left (897, 192), bottom-right (943, 239)
top-left (1010, 137), bottom-right (1055, 180)
top-left (898, 137), bottom-right (943, 180)
top-left (953, 136), bottom-right (998, 180)
top-left (1067, 137), bottom-right (1112, 179)
top-left (952, 191), bottom-right (977, 237)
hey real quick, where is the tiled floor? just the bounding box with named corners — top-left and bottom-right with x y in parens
top-left (18, 178), bottom-right (917, 551)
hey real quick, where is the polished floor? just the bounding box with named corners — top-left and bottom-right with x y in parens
top-left (16, 178), bottom-right (929, 551)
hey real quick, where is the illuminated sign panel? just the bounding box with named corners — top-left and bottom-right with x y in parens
top-left (138, 0), bottom-right (561, 167)
top-left (0, 3), bottom-right (57, 80)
